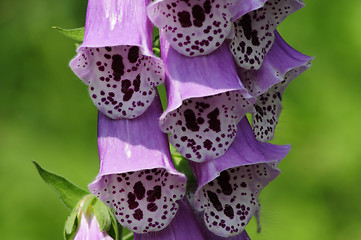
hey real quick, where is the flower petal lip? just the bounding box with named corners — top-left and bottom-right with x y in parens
top-left (251, 31), bottom-right (314, 142)
top-left (239, 31), bottom-right (314, 97)
top-left (189, 117), bottom-right (290, 237)
top-left (134, 198), bottom-right (206, 240)
top-left (159, 34), bottom-right (255, 163)
top-left (88, 97), bottom-right (186, 234)
top-left (229, 0), bottom-right (268, 22)
top-left (147, 0), bottom-right (233, 57)
top-left (228, 0), bottom-right (305, 70)
top-left (69, 0), bottom-right (164, 119)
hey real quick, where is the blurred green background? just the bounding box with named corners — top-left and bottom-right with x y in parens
top-left (1, 0), bottom-right (360, 239)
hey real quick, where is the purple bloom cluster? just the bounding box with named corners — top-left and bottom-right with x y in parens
top-left (70, 0), bottom-right (312, 239)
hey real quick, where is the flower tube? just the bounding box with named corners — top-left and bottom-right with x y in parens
top-left (70, 0), bottom-right (164, 119)
top-left (88, 97), bottom-right (186, 233)
top-left (228, 0), bottom-right (305, 70)
top-left (190, 117), bottom-right (290, 237)
top-left (159, 33), bottom-right (255, 163)
top-left (147, 0), bottom-right (267, 57)
top-left (238, 31), bottom-right (312, 97)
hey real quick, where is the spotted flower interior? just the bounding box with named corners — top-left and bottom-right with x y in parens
top-left (229, 0), bottom-right (304, 70)
top-left (90, 168), bottom-right (185, 233)
top-left (252, 65), bottom-right (309, 142)
top-left (71, 46), bottom-right (164, 119)
top-left (148, 0), bottom-right (233, 57)
top-left (160, 91), bottom-right (253, 162)
top-left (195, 163), bottom-right (279, 237)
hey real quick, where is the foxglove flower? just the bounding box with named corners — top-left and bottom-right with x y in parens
top-left (147, 0), bottom-right (268, 57)
top-left (190, 117), bottom-right (290, 237)
top-left (228, 0), bottom-right (304, 70)
top-left (70, 0), bottom-right (164, 119)
top-left (238, 31), bottom-right (313, 141)
top-left (159, 34), bottom-right (255, 162)
top-left (88, 97), bottom-right (186, 233)
top-left (134, 198), bottom-right (206, 240)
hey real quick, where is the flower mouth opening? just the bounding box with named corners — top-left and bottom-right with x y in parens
top-left (160, 90), bottom-right (254, 162)
top-left (70, 45), bottom-right (164, 119)
top-left (194, 162), bottom-right (279, 237)
top-left (90, 167), bottom-right (186, 233)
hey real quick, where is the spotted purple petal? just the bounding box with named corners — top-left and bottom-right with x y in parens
top-left (69, 0), bottom-right (164, 119)
top-left (134, 198), bottom-right (206, 240)
top-left (239, 31), bottom-right (313, 97)
top-left (228, 0), bottom-right (304, 70)
top-left (190, 117), bottom-right (290, 237)
top-left (229, 0), bottom-right (268, 21)
top-left (251, 32), bottom-right (313, 142)
top-left (88, 97), bottom-right (186, 233)
top-left (160, 36), bottom-right (255, 163)
top-left (148, 0), bottom-right (233, 57)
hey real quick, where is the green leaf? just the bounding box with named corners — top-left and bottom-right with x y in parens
top-left (33, 161), bottom-right (88, 210)
top-left (52, 26), bottom-right (84, 42)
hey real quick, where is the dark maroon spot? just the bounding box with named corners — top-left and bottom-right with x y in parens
top-left (240, 182), bottom-right (247, 188)
top-left (127, 192), bottom-right (139, 210)
top-left (133, 74), bottom-right (141, 92)
top-left (216, 171), bottom-right (233, 195)
top-left (134, 181), bottom-right (146, 200)
top-left (203, 139), bottom-right (212, 150)
top-left (184, 109), bottom-right (200, 132)
top-left (121, 79), bottom-right (131, 93)
top-left (224, 204), bottom-right (234, 219)
top-left (238, 14), bottom-right (260, 46)
top-left (178, 11), bottom-right (192, 28)
top-left (207, 190), bottom-right (223, 211)
top-left (255, 105), bottom-right (263, 116)
top-left (104, 54), bottom-right (111, 59)
top-left (128, 46), bottom-right (139, 63)
top-left (192, 5), bottom-right (205, 27)
top-left (133, 209), bottom-right (143, 221)
top-left (207, 108), bottom-right (221, 132)
top-left (147, 185), bottom-right (162, 202)
top-left (105, 47), bottom-right (112, 52)
top-left (111, 55), bottom-right (125, 81)
top-left (203, 0), bottom-right (211, 14)
top-left (147, 203), bottom-right (158, 212)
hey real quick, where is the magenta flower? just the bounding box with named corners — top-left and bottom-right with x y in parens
top-left (228, 0), bottom-right (304, 70)
top-left (147, 0), bottom-right (268, 57)
top-left (189, 117), bottom-right (290, 237)
top-left (238, 31), bottom-right (313, 141)
top-left (88, 97), bottom-right (186, 233)
top-left (70, 0), bottom-right (164, 119)
top-left (159, 34), bottom-right (255, 163)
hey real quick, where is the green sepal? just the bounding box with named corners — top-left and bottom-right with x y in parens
top-left (107, 208), bottom-right (122, 240)
top-left (64, 206), bottom-right (79, 240)
top-left (169, 145), bottom-right (198, 193)
top-left (33, 161), bottom-right (88, 210)
top-left (52, 26), bottom-right (84, 42)
top-left (92, 197), bottom-right (111, 232)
